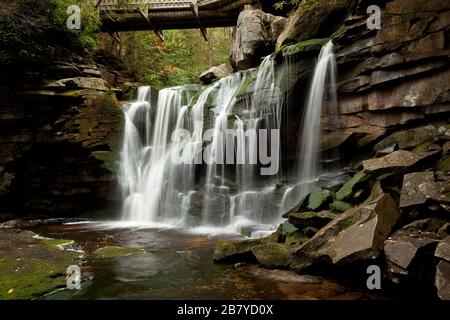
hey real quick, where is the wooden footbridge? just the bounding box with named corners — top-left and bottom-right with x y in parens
top-left (95, 0), bottom-right (260, 41)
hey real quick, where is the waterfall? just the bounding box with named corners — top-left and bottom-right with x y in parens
top-left (279, 40), bottom-right (338, 213)
top-left (118, 41), bottom-right (338, 235)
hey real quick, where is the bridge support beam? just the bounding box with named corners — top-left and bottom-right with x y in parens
top-left (190, 0), bottom-right (208, 41)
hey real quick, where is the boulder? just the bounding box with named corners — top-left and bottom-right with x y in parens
top-left (418, 181), bottom-right (450, 205)
top-left (362, 150), bottom-right (440, 175)
top-left (335, 171), bottom-right (367, 201)
top-left (288, 211), bottom-right (337, 229)
top-left (230, 9), bottom-right (287, 71)
top-left (435, 238), bottom-right (450, 300)
top-left (329, 200), bottom-right (353, 212)
top-left (374, 125), bottom-right (439, 152)
top-left (213, 239), bottom-right (260, 262)
top-left (199, 64), bottom-right (232, 84)
top-left (384, 233), bottom-right (438, 281)
top-left (291, 194), bottom-right (401, 272)
top-left (276, 0), bottom-right (355, 48)
top-left (251, 243), bottom-right (292, 268)
top-left (307, 190), bottom-right (332, 210)
top-left (435, 261), bottom-right (450, 300)
top-left (399, 172), bottom-right (435, 208)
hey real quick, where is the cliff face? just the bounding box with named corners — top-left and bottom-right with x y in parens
top-left (0, 54), bottom-right (126, 218)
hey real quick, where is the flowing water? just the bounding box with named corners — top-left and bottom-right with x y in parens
top-left (279, 41), bottom-right (339, 213)
top-left (26, 222), bottom-right (379, 300)
top-left (119, 41), bottom-right (339, 235)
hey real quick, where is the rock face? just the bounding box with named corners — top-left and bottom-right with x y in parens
top-left (277, 0), bottom-right (355, 48)
top-left (230, 9), bottom-right (287, 71)
top-left (291, 194), bottom-right (401, 271)
top-left (0, 55), bottom-right (125, 217)
top-left (199, 63), bottom-right (232, 84)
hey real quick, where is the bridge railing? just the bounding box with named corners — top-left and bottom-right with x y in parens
top-left (96, 0), bottom-right (197, 10)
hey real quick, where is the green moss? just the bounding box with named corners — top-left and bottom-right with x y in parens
top-left (329, 200), bottom-right (353, 213)
top-left (281, 221), bottom-right (298, 235)
top-left (437, 154), bottom-right (450, 172)
top-left (307, 190), bottom-right (332, 210)
top-left (336, 171), bottom-right (368, 201)
top-left (42, 238), bottom-right (75, 250)
top-left (92, 246), bottom-right (145, 259)
top-left (285, 230), bottom-right (309, 245)
top-left (281, 38), bottom-right (329, 57)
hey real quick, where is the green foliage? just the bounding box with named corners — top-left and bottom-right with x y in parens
top-left (0, 0), bottom-right (99, 66)
top-left (119, 28), bottom-right (232, 89)
top-left (274, 0), bottom-right (300, 11)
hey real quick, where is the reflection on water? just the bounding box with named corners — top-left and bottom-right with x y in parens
top-left (28, 222), bottom-right (376, 300)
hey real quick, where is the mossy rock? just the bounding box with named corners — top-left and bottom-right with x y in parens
top-left (213, 239), bottom-right (261, 262)
top-left (0, 257), bottom-right (74, 300)
top-left (251, 243), bottom-right (292, 268)
top-left (281, 38), bottom-right (329, 57)
top-left (92, 246), bottom-right (145, 259)
top-left (285, 230), bottom-right (309, 246)
top-left (289, 210), bottom-right (337, 229)
top-left (329, 200), bottom-right (353, 213)
top-left (307, 190), bottom-right (332, 210)
top-left (42, 238), bottom-right (75, 250)
top-left (281, 220), bottom-right (298, 235)
top-left (335, 171), bottom-right (368, 201)
top-left (437, 154), bottom-right (450, 172)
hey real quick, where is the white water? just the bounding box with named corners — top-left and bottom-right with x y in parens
top-left (119, 41), bottom-right (338, 235)
top-left (279, 41), bottom-right (338, 213)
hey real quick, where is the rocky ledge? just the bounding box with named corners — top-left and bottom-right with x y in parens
top-left (0, 53), bottom-right (133, 218)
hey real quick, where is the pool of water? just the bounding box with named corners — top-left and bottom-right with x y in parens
top-left (28, 222), bottom-right (378, 300)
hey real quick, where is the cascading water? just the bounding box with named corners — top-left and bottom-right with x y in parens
top-left (119, 40), bottom-right (338, 235)
top-left (279, 40), bottom-right (339, 213)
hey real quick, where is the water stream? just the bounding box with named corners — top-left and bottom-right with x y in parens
top-left (119, 41), bottom-right (338, 236)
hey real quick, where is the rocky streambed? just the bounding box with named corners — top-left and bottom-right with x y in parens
top-left (0, 220), bottom-right (410, 300)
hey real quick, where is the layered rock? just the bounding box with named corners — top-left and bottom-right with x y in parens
top-left (0, 54), bottom-right (125, 217)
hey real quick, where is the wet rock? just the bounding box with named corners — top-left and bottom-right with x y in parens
top-left (251, 243), bottom-right (292, 268)
top-left (329, 200), bottom-right (353, 213)
top-left (276, 0), bottom-right (354, 47)
top-left (288, 211), bottom-right (337, 229)
top-left (291, 194), bottom-right (401, 272)
top-left (399, 172), bottom-right (435, 208)
top-left (214, 238), bottom-right (262, 262)
top-left (307, 190), bottom-right (332, 210)
top-left (44, 77), bottom-right (109, 91)
top-left (335, 171), bottom-right (367, 201)
top-left (374, 125), bottom-right (439, 152)
top-left (93, 246), bottom-right (145, 259)
top-left (362, 150), bottom-right (440, 175)
top-left (384, 233), bottom-right (438, 281)
top-left (199, 64), bottom-right (232, 84)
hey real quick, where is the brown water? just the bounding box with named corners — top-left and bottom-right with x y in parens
top-left (28, 222), bottom-right (377, 300)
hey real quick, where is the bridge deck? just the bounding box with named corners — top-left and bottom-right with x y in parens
top-left (97, 0), bottom-right (258, 32)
